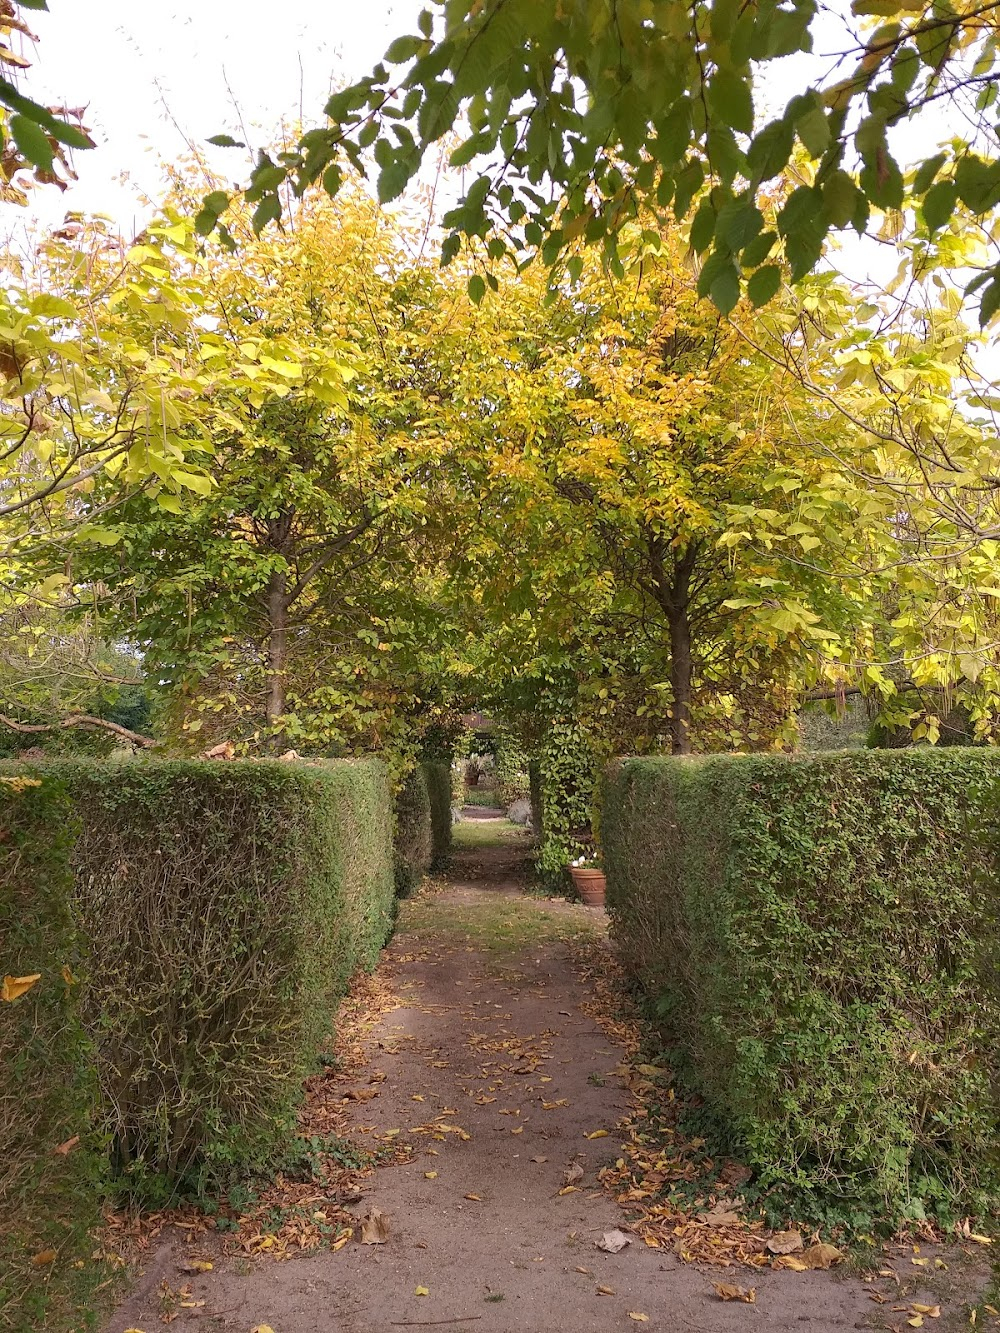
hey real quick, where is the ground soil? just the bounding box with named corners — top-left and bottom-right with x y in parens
top-left (104, 815), bottom-right (993, 1333)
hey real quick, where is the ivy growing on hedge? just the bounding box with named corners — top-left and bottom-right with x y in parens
top-left (534, 720), bottom-right (609, 889)
top-left (0, 757), bottom-right (395, 1326)
top-left (603, 750), bottom-right (1000, 1230)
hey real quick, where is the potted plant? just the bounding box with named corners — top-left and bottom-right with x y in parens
top-left (568, 855), bottom-right (606, 907)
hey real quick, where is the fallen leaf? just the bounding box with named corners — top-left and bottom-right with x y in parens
top-left (53, 1135), bottom-right (80, 1156)
top-left (597, 1285), bottom-right (615, 1296)
top-left (911, 1305), bottom-right (941, 1318)
top-left (700, 1209), bottom-right (740, 1227)
top-left (61, 966), bottom-right (76, 986)
top-left (31, 1249), bottom-right (56, 1267)
top-left (562, 1162), bottom-right (584, 1187)
top-left (799, 1243), bottom-right (845, 1270)
top-left (912, 1257), bottom-right (930, 1267)
top-left (629, 1315), bottom-right (650, 1324)
top-left (772, 1255), bottom-right (809, 1271)
top-left (2, 973), bottom-right (41, 1002)
top-left (909, 1318), bottom-right (924, 1328)
top-left (558, 1186), bottom-right (579, 1196)
top-left (511, 1126), bottom-right (524, 1135)
top-left (530, 1155), bottom-right (548, 1164)
top-left (424, 1171), bottom-right (438, 1179)
top-left (586, 1129), bottom-right (609, 1140)
top-left (251, 1327), bottom-right (276, 1333)
top-left (766, 1230), bottom-right (804, 1256)
top-left (177, 1260), bottom-right (213, 1273)
top-left (573, 1266), bottom-right (593, 1276)
top-left (360, 1208), bottom-right (390, 1245)
top-left (464, 1193), bottom-right (483, 1202)
top-left (596, 1229), bottom-right (631, 1254)
top-left (415, 1285), bottom-right (429, 1296)
top-left (969, 1235), bottom-right (993, 1245)
top-left (714, 1282), bottom-right (756, 1303)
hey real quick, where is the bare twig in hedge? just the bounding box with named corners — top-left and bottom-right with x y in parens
top-left (0, 712), bottom-right (156, 748)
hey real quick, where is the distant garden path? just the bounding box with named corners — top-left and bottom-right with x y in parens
top-left (105, 820), bottom-right (978, 1333)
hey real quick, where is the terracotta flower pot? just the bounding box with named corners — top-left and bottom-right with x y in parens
top-left (569, 866), bottom-right (606, 907)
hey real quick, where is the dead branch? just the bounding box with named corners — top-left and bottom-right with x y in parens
top-left (0, 712), bottom-right (156, 748)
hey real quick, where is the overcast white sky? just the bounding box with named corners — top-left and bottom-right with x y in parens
top-left (13, 0), bottom-right (423, 231)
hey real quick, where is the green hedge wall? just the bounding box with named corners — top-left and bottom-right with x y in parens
top-left (393, 761), bottom-right (452, 895)
top-left (394, 765), bottom-right (433, 896)
top-left (1, 758), bottom-right (394, 1328)
top-left (423, 761), bottom-right (453, 869)
top-left (603, 750), bottom-right (1000, 1228)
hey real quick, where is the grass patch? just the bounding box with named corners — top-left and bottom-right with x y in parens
top-left (399, 893), bottom-right (596, 956)
top-left (452, 816), bottom-right (527, 847)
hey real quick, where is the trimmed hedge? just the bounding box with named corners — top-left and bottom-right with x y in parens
top-left (603, 750), bottom-right (1000, 1228)
top-left (1, 758), bottom-right (394, 1327)
top-left (423, 761), bottom-right (453, 869)
top-left (393, 761), bottom-right (452, 895)
top-left (394, 765), bottom-right (433, 896)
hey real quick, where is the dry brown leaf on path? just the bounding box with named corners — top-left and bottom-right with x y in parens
top-left (530, 1155), bottom-right (548, 1164)
top-left (596, 1229), bottom-right (631, 1253)
top-left (562, 1161), bottom-right (584, 1187)
top-left (699, 1208), bottom-right (740, 1226)
top-left (597, 1285), bottom-right (615, 1296)
top-left (361, 1208), bottom-right (390, 1245)
top-left (799, 1243), bottom-right (844, 1270)
top-left (31, 1249), bottom-right (56, 1266)
top-left (628, 1314), bottom-right (650, 1322)
top-left (464, 1193), bottom-right (483, 1201)
top-left (766, 1229), bottom-right (804, 1255)
top-left (714, 1282), bottom-right (756, 1303)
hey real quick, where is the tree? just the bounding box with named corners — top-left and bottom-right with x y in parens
top-left (206, 0), bottom-right (1000, 326)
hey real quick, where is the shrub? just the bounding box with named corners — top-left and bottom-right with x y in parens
top-left (422, 761), bottom-right (453, 869)
top-left (0, 755), bottom-right (395, 1323)
top-left (0, 774), bottom-right (105, 1332)
top-left (534, 720), bottom-right (606, 889)
top-left (394, 765), bottom-right (432, 896)
top-left (603, 750), bottom-right (1000, 1229)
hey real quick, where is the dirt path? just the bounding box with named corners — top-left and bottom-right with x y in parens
top-left (105, 821), bottom-right (985, 1333)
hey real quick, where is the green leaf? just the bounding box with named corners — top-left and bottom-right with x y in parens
top-left (978, 275), bottom-right (1000, 326)
top-left (912, 153), bottom-right (946, 195)
top-left (9, 113), bottom-right (53, 170)
top-left (955, 155), bottom-right (1000, 214)
top-left (922, 179), bottom-right (957, 232)
top-left (377, 158), bottom-right (414, 203)
top-left (467, 274), bottom-right (486, 305)
top-left (207, 134), bottom-right (245, 149)
top-left (385, 34), bottom-right (426, 63)
top-left (822, 170), bottom-right (858, 227)
top-left (708, 68), bottom-right (754, 136)
top-left (747, 264), bottom-right (782, 307)
top-left (698, 249), bottom-right (740, 313)
top-left (747, 118), bottom-right (794, 180)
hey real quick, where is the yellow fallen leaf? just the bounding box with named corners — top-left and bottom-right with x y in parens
top-left (464, 1194), bottom-right (482, 1201)
top-left (774, 1255), bottom-right (808, 1271)
top-left (61, 966), bottom-right (75, 986)
top-left (411, 1094), bottom-right (425, 1102)
top-left (415, 1285), bottom-right (429, 1296)
top-left (424, 1171), bottom-right (438, 1179)
top-left (909, 1318), bottom-right (924, 1328)
top-left (912, 1257), bottom-right (930, 1267)
top-left (911, 1306), bottom-right (940, 1318)
top-left (511, 1126), bottom-right (523, 1135)
top-left (251, 1327), bottom-right (276, 1333)
top-left (629, 1314), bottom-right (650, 1323)
top-left (643, 1235), bottom-right (661, 1249)
top-left (587, 1129), bottom-right (609, 1140)
top-left (969, 1234), bottom-right (993, 1245)
top-left (330, 1229), bottom-right (352, 1251)
top-left (558, 1186), bottom-right (579, 1196)
top-left (31, 1249), bottom-right (56, 1266)
top-left (597, 1285), bottom-right (615, 1295)
top-left (714, 1282), bottom-right (756, 1303)
top-left (2, 973), bottom-right (41, 1002)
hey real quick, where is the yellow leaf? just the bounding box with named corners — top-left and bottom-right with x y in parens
top-left (251, 1327), bottom-right (276, 1333)
top-left (464, 1193), bottom-right (482, 1201)
top-left (629, 1314), bottom-right (650, 1323)
top-left (909, 1319), bottom-right (924, 1328)
top-left (597, 1285), bottom-right (615, 1295)
top-left (31, 1249), bottom-right (56, 1266)
top-left (415, 1285), bottom-right (430, 1296)
top-left (511, 1126), bottom-right (523, 1135)
top-left (2, 973), bottom-right (41, 1002)
top-left (424, 1171), bottom-right (438, 1179)
top-left (969, 1234), bottom-right (993, 1245)
top-left (586, 1129), bottom-right (609, 1140)
top-left (911, 1306), bottom-right (941, 1318)
top-left (61, 966), bottom-right (75, 986)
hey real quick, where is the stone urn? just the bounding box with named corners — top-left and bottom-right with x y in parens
top-left (569, 866), bottom-right (606, 907)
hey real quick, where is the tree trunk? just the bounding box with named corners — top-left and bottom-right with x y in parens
top-left (668, 605), bottom-right (693, 755)
top-left (265, 568), bottom-right (288, 745)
